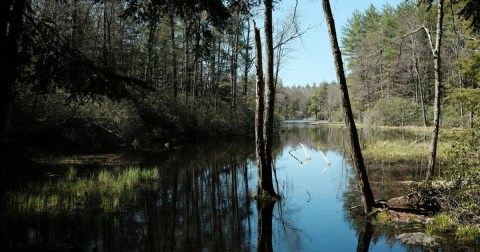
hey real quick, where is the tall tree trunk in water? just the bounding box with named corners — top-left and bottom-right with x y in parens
top-left (253, 23), bottom-right (271, 197)
top-left (321, 0), bottom-right (375, 214)
top-left (426, 0), bottom-right (445, 183)
top-left (253, 22), bottom-right (276, 198)
top-left (0, 0), bottom-right (26, 143)
top-left (262, 0), bottom-right (277, 198)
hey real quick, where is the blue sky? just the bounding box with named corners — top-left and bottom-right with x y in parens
top-left (269, 0), bottom-right (403, 87)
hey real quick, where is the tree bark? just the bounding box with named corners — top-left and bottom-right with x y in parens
top-left (261, 0), bottom-right (277, 198)
top-left (169, 13), bottom-right (178, 98)
top-left (322, 0), bottom-right (375, 214)
top-left (409, 29), bottom-right (428, 127)
top-left (145, 16), bottom-right (157, 82)
top-left (426, 0), bottom-right (444, 182)
top-left (243, 18), bottom-right (251, 96)
top-left (253, 23), bottom-right (270, 197)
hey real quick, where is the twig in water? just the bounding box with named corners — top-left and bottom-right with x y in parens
top-left (299, 143), bottom-right (311, 160)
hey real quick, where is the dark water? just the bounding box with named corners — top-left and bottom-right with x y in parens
top-left (1, 124), bottom-right (435, 251)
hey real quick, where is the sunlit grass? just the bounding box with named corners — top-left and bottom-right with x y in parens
top-left (456, 225), bottom-right (480, 241)
top-left (426, 213), bottom-right (452, 235)
top-left (362, 139), bottom-right (449, 162)
top-left (372, 211), bottom-right (393, 225)
top-left (6, 166), bottom-right (160, 215)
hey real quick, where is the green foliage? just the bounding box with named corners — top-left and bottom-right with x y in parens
top-left (367, 98), bottom-right (422, 126)
top-left (448, 88), bottom-right (480, 112)
top-left (11, 82), bottom-right (255, 149)
top-left (254, 189), bottom-right (279, 202)
top-left (341, 10), bottom-right (365, 58)
top-left (426, 214), bottom-right (452, 235)
top-left (372, 211), bottom-right (393, 225)
top-left (440, 121), bottom-right (480, 227)
top-left (456, 225), bottom-right (480, 241)
top-left (458, 0), bottom-right (480, 31)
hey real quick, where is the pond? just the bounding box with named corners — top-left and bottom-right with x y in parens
top-left (0, 124), bottom-right (445, 251)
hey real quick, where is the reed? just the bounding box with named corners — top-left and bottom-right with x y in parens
top-left (6, 166), bottom-right (160, 215)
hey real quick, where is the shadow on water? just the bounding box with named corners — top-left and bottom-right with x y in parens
top-left (0, 123), bottom-right (468, 251)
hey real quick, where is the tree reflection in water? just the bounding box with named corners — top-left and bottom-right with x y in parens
top-left (2, 125), bottom-right (439, 251)
top-left (356, 217), bottom-right (374, 252)
top-left (257, 201), bottom-right (275, 252)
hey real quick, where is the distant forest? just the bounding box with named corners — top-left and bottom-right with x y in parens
top-left (1, 0), bottom-right (479, 150)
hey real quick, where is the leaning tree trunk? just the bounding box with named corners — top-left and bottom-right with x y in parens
top-left (426, 0), bottom-right (445, 183)
top-left (321, 0), bottom-right (375, 214)
top-left (253, 22), bottom-right (276, 198)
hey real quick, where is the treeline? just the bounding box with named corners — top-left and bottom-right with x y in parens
top-left (335, 0), bottom-right (479, 127)
top-left (278, 82), bottom-right (342, 121)
top-left (1, 0), bottom-right (268, 150)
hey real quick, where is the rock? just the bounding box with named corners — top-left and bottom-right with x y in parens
top-left (387, 196), bottom-right (411, 210)
top-left (396, 232), bottom-right (438, 247)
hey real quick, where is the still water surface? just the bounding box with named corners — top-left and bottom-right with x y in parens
top-left (2, 124), bottom-right (429, 251)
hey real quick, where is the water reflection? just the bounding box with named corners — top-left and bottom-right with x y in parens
top-left (0, 125), bottom-right (441, 251)
top-left (356, 217), bottom-right (374, 252)
top-left (257, 202), bottom-right (275, 252)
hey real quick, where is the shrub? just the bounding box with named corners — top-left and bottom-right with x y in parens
top-left (367, 97), bottom-right (423, 126)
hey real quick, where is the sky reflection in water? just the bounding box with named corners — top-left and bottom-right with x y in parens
top-left (1, 124), bottom-right (420, 251)
top-left (266, 125), bottom-right (406, 251)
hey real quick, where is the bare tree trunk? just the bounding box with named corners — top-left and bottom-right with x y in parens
top-left (426, 0), bottom-right (444, 183)
top-left (183, 20), bottom-right (191, 102)
top-left (261, 0), bottom-right (277, 198)
top-left (231, 29), bottom-right (240, 108)
top-left (145, 17), bottom-right (157, 82)
top-left (243, 18), bottom-right (251, 96)
top-left (322, 0), bottom-right (375, 214)
top-left (71, 0), bottom-right (81, 47)
top-left (193, 22), bottom-right (201, 104)
top-left (102, 0), bottom-right (109, 68)
top-left (253, 23), bottom-right (269, 197)
top-left (169, 14), bottom-right (178, 98)
top-left (409, 32), bottom-right (428, 127)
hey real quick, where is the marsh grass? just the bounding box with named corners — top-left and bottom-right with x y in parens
top-left (6, 166), bottom-right (160, 215)
top-left (362, 139), bottom-right (449, 162)
top-left (372, 211), bottom-right (393, 225)
top-left (426, 214), bottom-right (452, 235)
top-left (456, 225), bottom-right (480, 241)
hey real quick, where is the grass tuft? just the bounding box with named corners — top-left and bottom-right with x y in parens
top-left (456, 225), bottom-right (480, 241)
top-left (5, 166), bottom-right (160, 214)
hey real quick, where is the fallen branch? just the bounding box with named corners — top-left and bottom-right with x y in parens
top-left (299, 143), bottom-right (311, 160)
